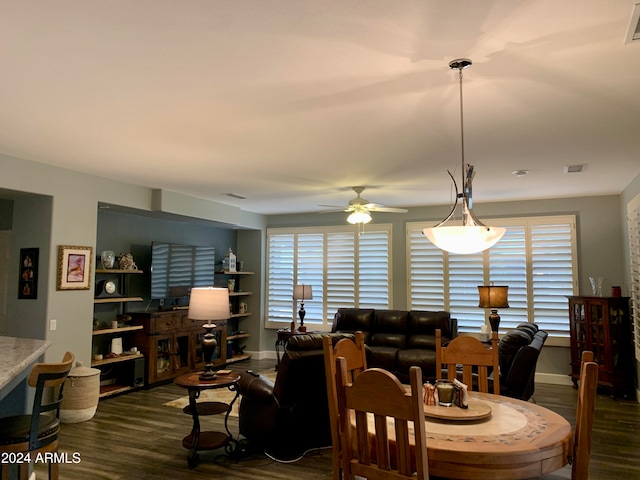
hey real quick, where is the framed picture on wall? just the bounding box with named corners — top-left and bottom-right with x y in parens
top-left (57, 245), bottom-right (93, 290)
top-left (18, 247), bottom-right (39, 299)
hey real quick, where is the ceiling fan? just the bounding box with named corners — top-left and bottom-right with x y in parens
top-left (319, 187), bottom-right (408, 225)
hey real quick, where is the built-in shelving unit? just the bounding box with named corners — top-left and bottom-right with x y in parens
top-left (217, 270), bottom-right (254, 362)
top-left (92, 268), bottom-right (145, 398)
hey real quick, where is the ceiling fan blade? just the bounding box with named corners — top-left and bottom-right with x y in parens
top-left (318, 207), bottom-right (352, 214)
top-left (368, 206), bottom-right (409, 213)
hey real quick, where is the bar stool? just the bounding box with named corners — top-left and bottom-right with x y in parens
top-left (0, 351), bottom-right (74, 480)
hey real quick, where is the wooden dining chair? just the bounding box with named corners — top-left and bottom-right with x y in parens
top-left (571, 350), bottom-right (598, 479)
top-left (323, 331), bottom-right (367, 480)
top-left (435, 328), bottom-right (500, 394)
top-left (0, 351), bottom-right (74, 480)
top-left (336, 361), bottom-right (429, 480)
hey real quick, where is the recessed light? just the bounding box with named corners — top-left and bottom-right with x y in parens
top-left (511, 170), bottom-right (529, 177)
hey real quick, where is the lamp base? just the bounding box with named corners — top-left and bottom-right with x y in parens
top-left (199, 366), bottom-right (217, 381)
top-left (489, 310), bottom-right (501, 333)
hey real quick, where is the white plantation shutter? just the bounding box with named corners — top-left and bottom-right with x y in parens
top-left (529, 221), bottom-right (577, 336)
top-left (358, 230), bottom-right (391, 308)
top-left (407, 216), bottom-right (577, 337)
top-left (267, 233), bottom-right (294, 323)
top-left (627, 194), bottom-right (640, 359)
top-left (408, 229), bottom-right (445, 310)
top-left (488, 226), bottom-right (528, 331)
top-left (297, 233), bottom-right (324, 323)
top-left (327, 233), bottom-right (356, 313)
top-left (266, 225), bottom-right (392, 329)
top-left (449, 252), bottom-right (485, 330)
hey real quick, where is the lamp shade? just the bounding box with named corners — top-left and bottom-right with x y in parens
top-left (477, 285), bottom-right (509, 308)
top-left (188, 287), bottom-right (230, 321)
top-left (423, 225), bottom-right (506, 255)
top-left (293, 284), bottom-right (313, 300)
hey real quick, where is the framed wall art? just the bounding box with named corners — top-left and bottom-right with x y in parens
top-left (18, 247), bottom-right (39, 299)
top-left (57, 245), bottom-right (93, 290)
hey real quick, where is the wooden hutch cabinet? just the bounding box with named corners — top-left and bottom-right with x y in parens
top-left (567, 296), bottom-right (634, 396)
top-left (132, 311), bottom-right (227, 385)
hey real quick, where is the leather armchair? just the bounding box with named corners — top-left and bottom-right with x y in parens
top-left (236, 332), bottom-right (354, 460)
top-left (498, 323), bottom-right (548, 401)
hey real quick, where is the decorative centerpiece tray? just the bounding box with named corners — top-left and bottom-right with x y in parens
top-left (424, 399), bottom-right (492, 421)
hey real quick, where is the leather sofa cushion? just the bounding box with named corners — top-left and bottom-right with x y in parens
top-left (397, 349), bottom-right (437, 381)
top-left (407, 310), bottom-right (453, 349)
top-left (370, 310), bottom-right (409, 348)
top-left (368, 346), bottom-right (400, 372)
top-left (332, 308), bottom-right (374, 343)
top-left (499, 328), bottom-right (532, 377)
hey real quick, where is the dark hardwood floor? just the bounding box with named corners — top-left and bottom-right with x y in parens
top-left (37, 358), bottom-right (640, 479)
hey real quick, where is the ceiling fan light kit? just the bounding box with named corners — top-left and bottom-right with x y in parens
top-left (320, 186), bottom-right (407, 233)
top-left (422, 58), bottom-right (506, 255)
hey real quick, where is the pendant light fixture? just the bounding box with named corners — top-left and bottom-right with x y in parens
top-left (423, 59), bottom-right (505, 255)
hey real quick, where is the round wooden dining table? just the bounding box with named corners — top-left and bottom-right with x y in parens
top-left (359, 391), bottom-right (573, 479)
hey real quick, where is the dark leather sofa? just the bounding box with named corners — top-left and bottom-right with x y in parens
top-left (497, 322), bottom-right (548, 401)
top-left (331, 308), bottom-right (457, 382)
top-left (236, 332), bottom-right (353, 460)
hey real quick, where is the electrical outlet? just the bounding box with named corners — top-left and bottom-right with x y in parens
top-left (50, 319), bottom-right (57, 331)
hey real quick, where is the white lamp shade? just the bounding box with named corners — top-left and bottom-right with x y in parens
top-left (188, 287), bottom-right (230, 321)
top-left (347, 210), bottom-right (372, 225)
top-left (293, 284), bottom-right (313, 300)
top-left (423, 225), bottom-right (506, 255)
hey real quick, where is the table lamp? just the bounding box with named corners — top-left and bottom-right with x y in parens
top-left (293, 284), bottom-right (313, 332)
top-left (477, 285), bottom-right (509, 333)
top-left (188, 287), bottom-right (230, 380)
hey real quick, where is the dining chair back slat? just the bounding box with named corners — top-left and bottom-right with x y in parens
top-left (436, 329), bottom-right (500, 394)
top-left (337, 362), bottom-right (429, 480)
top-left (323, 332), bottom-right (367, 480)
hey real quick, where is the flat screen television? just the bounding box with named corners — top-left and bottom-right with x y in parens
top-left (150, 241), bottom-right (216, 300)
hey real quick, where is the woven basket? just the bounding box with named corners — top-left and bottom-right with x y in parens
top-left (60, 361), bottom-right (100, 423)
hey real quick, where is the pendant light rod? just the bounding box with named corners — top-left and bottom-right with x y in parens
top-left (451, 58), bottom-right (471, 196)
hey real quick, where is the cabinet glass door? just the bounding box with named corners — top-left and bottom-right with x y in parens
top-left (155, 337), bottom-right (172, 378)
top-left (588, 302), bottom-right (606, 365)
top-left (175, 333), bottom-right (190, 375)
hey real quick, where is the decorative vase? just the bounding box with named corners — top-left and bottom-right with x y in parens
top-left (101, 251), bottom-right (115, 269)
top-left (589, 276), bottom-right (603, 297)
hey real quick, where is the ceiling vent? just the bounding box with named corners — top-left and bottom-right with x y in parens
top-left (625, 3), bottom-right (640, 44)
top-left (564, 164), bottom-right (586, 174)
top-left (223, 193), bottom-right (246, 199)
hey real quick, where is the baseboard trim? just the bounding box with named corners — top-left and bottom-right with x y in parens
top-left (535, 372), bottom-right (574, 386)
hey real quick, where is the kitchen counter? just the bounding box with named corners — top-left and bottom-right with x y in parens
top-left (0, 336), bottom-right (50, 400)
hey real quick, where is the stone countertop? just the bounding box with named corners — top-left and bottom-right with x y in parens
top-left (0, 336), bottom-right (50, 391)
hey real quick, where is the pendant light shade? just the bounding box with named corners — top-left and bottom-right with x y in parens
top-left (423, 59), bottom-right (505, 254)
top-left (424, 225), bottom-right (505, 255)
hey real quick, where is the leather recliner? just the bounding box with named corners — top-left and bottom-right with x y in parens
top-left (236, 332), bottom-right (354, 460)
top-left (498, 323), bottom-right (548, 401)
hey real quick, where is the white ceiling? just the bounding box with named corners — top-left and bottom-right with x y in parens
top-left (1, 1), bottom-right (640, 215)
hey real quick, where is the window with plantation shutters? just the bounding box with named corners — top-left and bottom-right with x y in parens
top-left (627, 194), bottom-right (640, 360)
top-left (266, 225), bottom-right (392, 329)
top-left (407, 215), bottom-right (577, 338)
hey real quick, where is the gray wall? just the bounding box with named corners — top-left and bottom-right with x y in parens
top-left (6, 194), bottom-right (52, 339)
